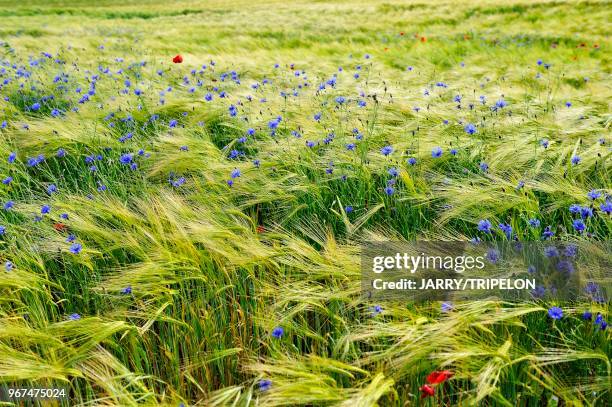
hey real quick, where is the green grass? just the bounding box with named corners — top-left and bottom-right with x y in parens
top-left (0, 0), bottom-right (610, 406)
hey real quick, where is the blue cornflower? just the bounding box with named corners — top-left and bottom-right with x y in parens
top-left (121, 286), bottom-right (132, 295)
top-left (31, 102), bottom-right (41, 111)
top-left (441, 302), bottom-right (453, 312)
top-left (464, 123), bottom-right (477, 135)
top-left (388, 167), bottom-right (398, 177)
top-left (0, 225), bottom-right (5, 235)
top-left (345, 206), bottom-right (353, 213)
top-left (335, 96), bottom-right (346, 104)
top-left (41, 205), bottom-right (50, 215)
top-left (69, 313), bottom-right (81, 320)
top-left (477, 219), bottom-right (492, 233)
top-left (8, 152), bottom-right (16, 163)
top-left (5, 261), bottom-right (13, 271)
top-left (346, 143), bottom-right (355, 151)
top-left (407, 157), bottom-right (417, 165)
top-left (548, 306), bottom-right (563, 320)
top-left (587, 190), bottom-right (601, 200)
top-left (47, 184), bottom-right (57, 194)
top-left (486, 248), bottom-right (500, 264)
top-left (499, 223), bottom-right (512, 239)
top-left (564, 244), bottom-right (578, 257)
top-left (57, 148), bottom-right (66, 158)
top-left (4, 201), bottom-right (14, 210)
top-left (371, 305), bottom-right (383, 316)
top-left (306, 141), bottom-right (315, 148)
top-left (572, 219), bottom-right (586, 233)
top-left (450, 148), bottom-right (458, 156)
top-left (169, 119), bottom-right (178, 128)
top-left (314, 112), bottom-right (322, 121)
top-left (2, 176), bottom-right (12, 185)
top-left (258, 379), bottom-right (272, 392)
top-left (528, 218), bottom-right (540, 227)
top-left (540, 139), bottom-right (549, 148)
top-left (384, 186), bottom-right (395, 196)
top-left (542, 226), bottom-right (554, 239)
top-left (580, 207), bottom-right (593, 219)
top-left (600, 201), bottom-right (612, 214)
top-left (479, 162), bottom-right (489, 172)
top-left (495, 99), bottom-right (507, 108)
top-left (69, 243), bottom-right (82, 254)
top-left (565, 101), bottom-right (572, 108)
top-left (119, 153), bottom-right (133, 164)
top-left (231, 169), bottom-right (241, 178)
top-left (582, 311), bottom-right (592, 320)
top-left (571, 155), bottom-right (581, 165)
top-left (380, 145), bottom-right (393, 156)
top-left (544, 246), bottom-right (559, 257)
top-left (431, 147), bottom-right (442, 158)
top-left (271, 326), bottom-right (284, 338)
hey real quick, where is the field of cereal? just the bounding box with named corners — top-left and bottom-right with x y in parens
top-left (0, 0), bottom-right (610, 405)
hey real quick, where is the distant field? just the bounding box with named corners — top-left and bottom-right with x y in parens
top-left (0, 0), bottom-right (610, 406)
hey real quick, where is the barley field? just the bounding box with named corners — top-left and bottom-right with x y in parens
top-left (0, 0), bottom-right (610, 405)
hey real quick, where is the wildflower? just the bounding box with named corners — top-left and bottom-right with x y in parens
top-left (345, 206), bottom-right (353, 213)
top-left (565, 101), bottom-right (572, 108)
top-left (271, 326), bottom-right (284, 338)
top-left (464, 123), bottom-right (477, 135)
top-left (69, 243), bottom-right (82, 254)
top-left (540, 139), bottom-right (549, 148)
top-left (407, 157), bottom-right (417, 166)
top-left (2, 176), bottom-right (13, 185)
top-left (4, 201), bottom-right (14, 210)
top-left (47, 184), bottom-right (57, 194)
top-left (431, 147), bottom-right (442, 158)
top-left (571, 155), bottom-right (581, 165)
top-left (8, 152), bottom-right (16, 163)
top-left (231, 169), bottom-right (241, 178)
top-left (544, 246), bottom-right (559, 257)
top-left (380, 145), bottom-right (393, 156)
top-left (479, 162), bottom-right (489, 172)
top-left (388, 167), bottom-right (398, 177)
top-left (600, 201), bottom-right (612, 214)
top-left (477, 219), bottom-right (492, 233)
top-left (258, 379), bottom-right (272, 392)
top-left (441, 302), bottom-right (453, 312)
top-left (548, 306), bottom-right (563, 320)
top-left (335, 96), bottom-right (346, 104)
top-left (486, 248), bottom-right (500, 264)
top-left (601, 321), bottom-right (608, 331)
top-left (495, 99), bottom-right (507, 108)
top-left (542, 226), bottom-right (554, 239)
top-left (426, 370), bottom-right (453, 385)
top-left (68, 313), bottom-right (81, 320)
top-left (31, 102), bottom-right (41, 111)
top-left (528, 218), bottom-right (540, 227)
top-left (121, 286), bottom-right (132, 294)
top-left (587, 190), bottom-right (601, 200)
top-left (5, 261), bottom-right (13, 271)
top-left (41, 205), bottom-right (50, 215)
top-left (564, 244), bottom-right (578, 257)
top-left (384, 186), bottom-right (395, 196)
top-left (419, 384), bottom-right (435, 399)
top-left (498, 223), bottom-right (512, 239)
top-left (119, 153), bottom-right (133, 164)
top-left (582, 311), bottom-right (592, 320)
top-left (572, 219), bottom-right (586, 233)
top-left (370, 305), bottom-right (383, 316)
top-left (580, 207), bottom-right (593, 219)
top-left (172, 54), bottom-right (183, 63)
top-left (0, 225), bottom-right (5, 235)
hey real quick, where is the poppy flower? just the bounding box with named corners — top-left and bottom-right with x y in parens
top-left (419, 384), bottom-right (435, 398)
top-left (172, 55), bottom-right (183, 64)
top-left (256, 225), bottom-right (265, 233)
top-left (53, 223), bottom-right (68, 232)
top-left (420, 36), bottom-right (426, 42)
top-left (426, 370), bottom-right (453, 384)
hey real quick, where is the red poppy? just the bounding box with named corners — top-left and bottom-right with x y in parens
top-left (400, 32), bottom-right (404, 36)
top-left (426, 370), bottom-right (453, 384)
top-left (420, 36), bottom-right (426, 42)
top-left (256, 225), bottom-right (265, 233)
top-left (53, 223), bottom-right (68, 232)
top-left (172, 55), bottom-right (183, 64)
top-left (419, 384), bottom-right (435, 399)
